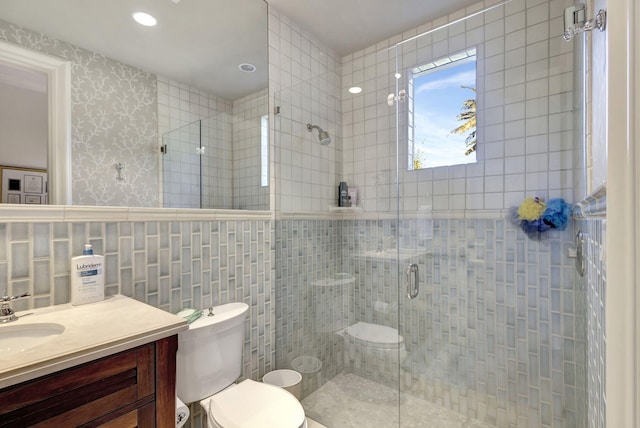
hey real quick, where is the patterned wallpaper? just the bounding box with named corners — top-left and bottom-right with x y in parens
top-left (0, 20), bottom-right (270, 210)
top-left (0, 19), bottom-right (159, 207)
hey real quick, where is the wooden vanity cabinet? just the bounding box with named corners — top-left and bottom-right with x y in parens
top-left (0, 335), bottom-right (178, 428)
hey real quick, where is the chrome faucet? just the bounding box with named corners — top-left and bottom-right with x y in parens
top-left (0, 292), bottom-right (31, 323)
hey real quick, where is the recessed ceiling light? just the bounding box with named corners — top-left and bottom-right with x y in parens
top-left (238, 63), bottom-right (256, 72)
top-left (348, 86), bottom-right (362, 94)
top-left (133, 12), bottom-right (157, 27)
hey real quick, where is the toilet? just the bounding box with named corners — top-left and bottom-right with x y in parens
top-left (343, 321), bottom-right (408, 362)
top-left (342, 321), bottom-right (408, 385)
top-left (176, 302), bottom-right (306, 428)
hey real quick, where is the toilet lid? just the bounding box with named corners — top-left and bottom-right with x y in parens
top-left (205, 379), bottom-right (305, 428)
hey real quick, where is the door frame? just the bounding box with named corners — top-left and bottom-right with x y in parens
top-left (0, 40), bottom-right (71, 205)
top-left (606, 0), bottom-right (639, 426)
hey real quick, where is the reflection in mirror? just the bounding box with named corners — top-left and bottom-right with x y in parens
top-left (0, 0), bottom-right (269, 209)
top-left (161, 89), bottom-right (269, 210)
top-left (0, 62), bottom-right (48, 205)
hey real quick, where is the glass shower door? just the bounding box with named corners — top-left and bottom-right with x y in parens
top-left (394, 0), bottom-right (586, 426)
top-left (271, 1), bottom-right (588, 426)
top-left (161, 120), bottom-right (201, 208)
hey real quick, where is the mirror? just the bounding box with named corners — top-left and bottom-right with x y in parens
top-left (0, 0), bottom-right (269, 209)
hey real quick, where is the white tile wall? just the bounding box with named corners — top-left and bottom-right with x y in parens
top-left (232, 89), bottom-right (269, 210)
top-left (341, 0), bottom-right (576, 214)
top-left (200, 112), bottom-right (235, 210)
top-left (161, 120), bottom-right (201, 208)
top-left (269, 8), bottom-right (343, 212)
top-left (158, 79), bottom-right (269, 210)
top-left (157, 77), bottom-right (234, 209)
top-left (584, 218), bottom-right (606, 428)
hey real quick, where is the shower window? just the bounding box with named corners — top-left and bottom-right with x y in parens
top-left (408, 48), bottom-right (477, 170)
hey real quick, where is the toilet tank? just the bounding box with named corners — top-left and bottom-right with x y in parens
top-left (176, 302), bottom-right (249, 404)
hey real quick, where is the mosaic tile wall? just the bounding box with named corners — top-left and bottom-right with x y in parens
top-left (575, 218), bottom-right (606, 428)
top-left (348, 218), bottom-right (583, 427)
top-left (0, 218), bottom-right (274, 428)
top-left (274, 219), bottom-right (345, 398)
top-left (275, 217), bottom-right (586, 427)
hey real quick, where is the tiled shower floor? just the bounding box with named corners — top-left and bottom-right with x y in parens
top-left (301, 373), bottom-right (494, 428)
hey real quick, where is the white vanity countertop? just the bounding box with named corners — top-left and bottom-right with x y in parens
top-left (0, 295), bottom-right (188, 389)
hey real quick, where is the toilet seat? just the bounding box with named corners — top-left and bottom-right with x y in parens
top-left (344, 321), bottom-right (404, 349)
top-left (201, 379), bottom-right (306, 428)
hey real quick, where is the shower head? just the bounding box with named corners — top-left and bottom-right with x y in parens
top-left (306, 123), bottom-right (332, 145)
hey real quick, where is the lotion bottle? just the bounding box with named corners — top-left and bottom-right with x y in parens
top-left (71, 244), bottom-right (105, 305)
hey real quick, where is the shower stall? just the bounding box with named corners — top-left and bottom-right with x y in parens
top-left (273, 0), bottom-right (604, 426)
top-left (160, 90), bottom-right (270, 210)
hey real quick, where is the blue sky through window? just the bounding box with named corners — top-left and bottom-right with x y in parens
top-left (412, 58), bottom-right (477, 169)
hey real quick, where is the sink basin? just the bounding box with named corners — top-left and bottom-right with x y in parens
top-left (0, 323), bottom-right (65, 356)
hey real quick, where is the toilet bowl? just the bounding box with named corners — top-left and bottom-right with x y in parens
top-left (342, 322), bottom-right (407, 384)
top-left (201, 379), bottom-right (306, 428)
top-left (176, 302), bottom-right (306, 428)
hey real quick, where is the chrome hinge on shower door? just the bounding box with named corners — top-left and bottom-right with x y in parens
top-left (562, 4), bottom-right (607, 41)
top-left (406, 263), bottom-right (419, 299)
top-left (387, 89), bottom-right (407, 107)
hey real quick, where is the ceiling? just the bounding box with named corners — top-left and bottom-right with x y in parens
top-left (270, 0), bottom-right (482, 56)
top-left (0, 0), bottom-right (269, 100)
top-left (0, 0), bottom-right (480, 98)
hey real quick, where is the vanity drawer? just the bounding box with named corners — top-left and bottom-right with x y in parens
top-left (87, 402), bottom-right (155, 428)
top-left (0, 343), bottom-right (156, 427)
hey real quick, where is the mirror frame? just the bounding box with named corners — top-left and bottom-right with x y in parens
top-left (0, 39), bottom-right (71, 205)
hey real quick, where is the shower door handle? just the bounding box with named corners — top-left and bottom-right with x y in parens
top-left (406, 263), bottom-right (419, 299)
